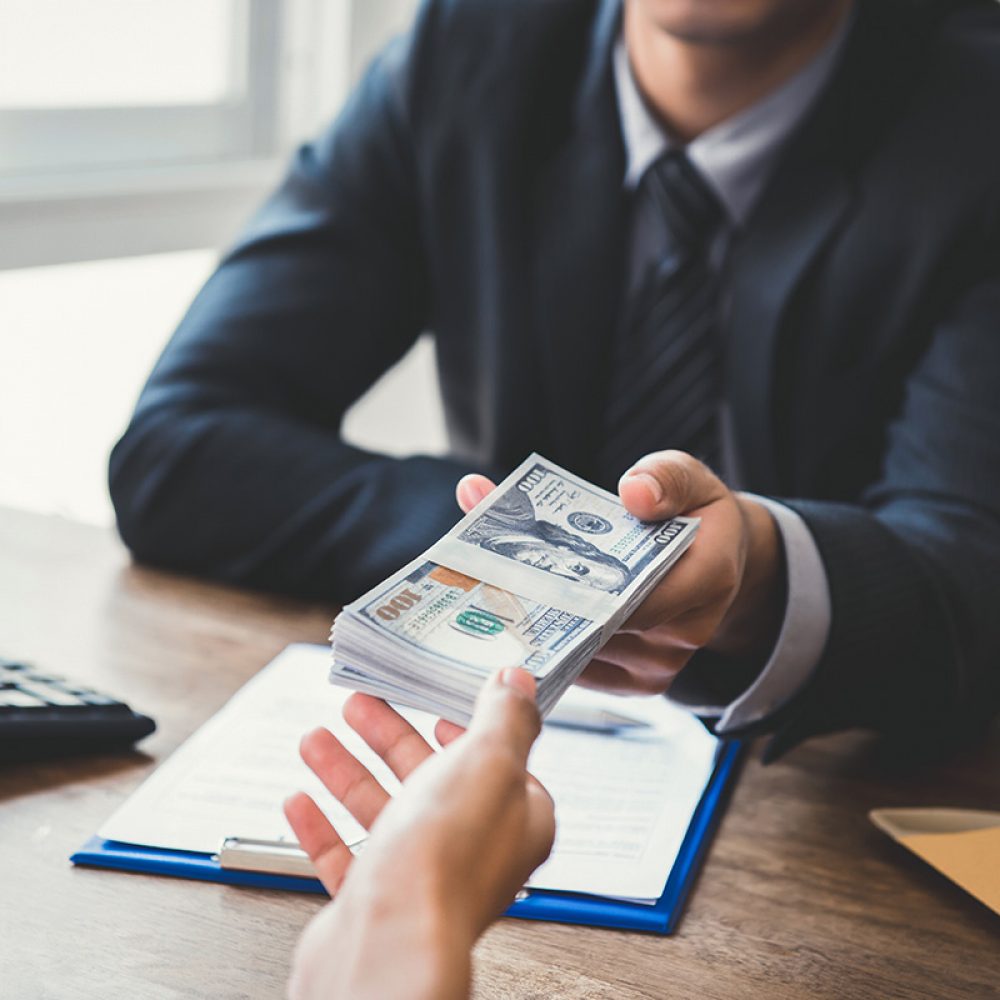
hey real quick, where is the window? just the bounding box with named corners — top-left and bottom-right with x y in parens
top-left (0, 1), bottom-right (276, 176)
top-left (0, 0), bottom-right (353, 269)
top-left (0, 1), bottom-right (443, 528)
top-left (0, 250), bottom-right (220, 524)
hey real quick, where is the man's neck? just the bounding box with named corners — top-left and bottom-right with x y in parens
top-left (624, 0), bottom-right (853, 143)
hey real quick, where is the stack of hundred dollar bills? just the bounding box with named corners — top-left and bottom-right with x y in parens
top-left (329, 454), bottom-right (698, 725)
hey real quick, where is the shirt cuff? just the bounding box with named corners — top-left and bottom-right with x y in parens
top-left (674, 496), bottom-right (832, 733)
top-left (717, 496), bottom-right (831, 731)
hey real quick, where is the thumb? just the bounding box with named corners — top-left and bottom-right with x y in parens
top-left (467, 667), bottom-right (541, 765)
top-left (618, 450), bottom-right (726, 520)
top-left (456, 474), bottom-right (496, 514)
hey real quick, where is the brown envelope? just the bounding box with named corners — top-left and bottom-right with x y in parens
top-left (870, 807), bottom-right (1000, 916)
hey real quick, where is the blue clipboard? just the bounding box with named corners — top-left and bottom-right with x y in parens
top-left (72, 739), bottom-right (741, 935)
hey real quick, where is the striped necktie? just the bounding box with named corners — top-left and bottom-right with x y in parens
top-left (598, 149), bottom-right (725, 487)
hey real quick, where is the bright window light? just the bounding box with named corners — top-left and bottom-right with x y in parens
top-left (0, 251), bottom-right (446, 526)
top-left (0, 0), bottom-right (243, 109)
top-left (0, 250), bottom-right (218, 524)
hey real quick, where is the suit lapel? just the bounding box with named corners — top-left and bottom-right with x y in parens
top-left (723, 26), bottom-right (859, 495)
top-left (724, 0), bottom-right (941, 493)
top-left (724, 160), bottom-right (854, 493)
top-left (531, 0), bottom-right (627, 482)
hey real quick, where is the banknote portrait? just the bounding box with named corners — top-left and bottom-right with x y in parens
top-left (459, 485), bottom-right (633, 593)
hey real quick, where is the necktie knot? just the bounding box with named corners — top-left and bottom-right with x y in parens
top-left (642, 150), bottom-right (724, 253)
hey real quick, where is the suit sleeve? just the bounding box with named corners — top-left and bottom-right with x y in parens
top-left (728, 275), bottom-right (1000, 758)
top-left (109, 31), bottom-right (480, 600)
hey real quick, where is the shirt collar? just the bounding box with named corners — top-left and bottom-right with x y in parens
top-left (614, 11), bottom-right (852, 226)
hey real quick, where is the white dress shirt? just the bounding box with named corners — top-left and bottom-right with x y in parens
top-left (613, 15), bottom-right (851, 732)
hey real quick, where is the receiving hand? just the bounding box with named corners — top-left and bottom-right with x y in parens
top-left (284, 667), bottom-right (555, 1000)
top-left (456, 450), bottom-right (784, 697)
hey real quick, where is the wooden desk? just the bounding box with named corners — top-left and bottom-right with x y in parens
top-left (1, 506), bottom-right (997, 999)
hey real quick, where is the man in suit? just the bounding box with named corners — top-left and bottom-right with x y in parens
top-left (110, 0), bottom-right (1000, 759)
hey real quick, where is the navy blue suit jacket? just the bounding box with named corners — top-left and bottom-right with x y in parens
top-left (111, 0), bottom-right (1000, 756)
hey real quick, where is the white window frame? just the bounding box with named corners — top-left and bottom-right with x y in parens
top-left (0, 0), bottom-right (354, 270)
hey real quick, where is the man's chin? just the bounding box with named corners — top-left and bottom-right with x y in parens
top-left (631, 0), bottom-right (837, 46)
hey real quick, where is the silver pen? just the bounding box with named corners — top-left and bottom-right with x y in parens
top-left (544, 703), bottom-right (652, 734)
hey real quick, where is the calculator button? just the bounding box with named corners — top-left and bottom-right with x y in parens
top-left (16, 683), bottom-right (84, 706)
top-left (76, 692), bottom-right (121, 706)
top-left (0, 690), bottom-right (45, 708)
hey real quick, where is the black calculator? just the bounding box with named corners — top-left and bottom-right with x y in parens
top-left (0, 658), bottom-right (156, 763)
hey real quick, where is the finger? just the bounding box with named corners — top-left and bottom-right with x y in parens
top-left (620, 535), bottom-right (740, 634)
top-left (456, 474), bottom-right (496, 513)
top-left (584, 629), bottom-right (695, 694)
top-left (342, 693), bottom-right (436, 781)
top-left (467, 667), bottom-right (542, 765)
top-left (577, 655), bottom-right (686, 696)
top-left (434, 718), bottom-right (467, 746)
top-left (596, 630), bottom-right (693, 675)
top-left (621, 597), bottom-right (728, 648)
top-left (283, 791), bottom-right (353, 895)
top-left (576, 657), bottom-right (633, 694)
top-left (299, 726), bottom-right (389, 829)
top-left (523, 778), bottom-right (557, 871)
top-left (618, 450), bottom-right (727, 521)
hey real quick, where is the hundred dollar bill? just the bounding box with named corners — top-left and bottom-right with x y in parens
top-left (332, 559), bottom-right (603, 721)
top-left (426, 454), bottom-right (698, 630)
top-left (352, 561), bottom-right (599, 678)
top-left (330, 454), bottom-right (698, 724)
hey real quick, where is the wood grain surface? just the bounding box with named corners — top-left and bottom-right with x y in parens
top-left (1, 506), bottom-right (997, 999)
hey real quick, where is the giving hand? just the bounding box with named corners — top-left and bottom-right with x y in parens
top-left (456, 450), bottom-right (783, 697)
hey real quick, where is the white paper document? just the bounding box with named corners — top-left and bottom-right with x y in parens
top-left (100, 645), bottom-right (719, 902)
